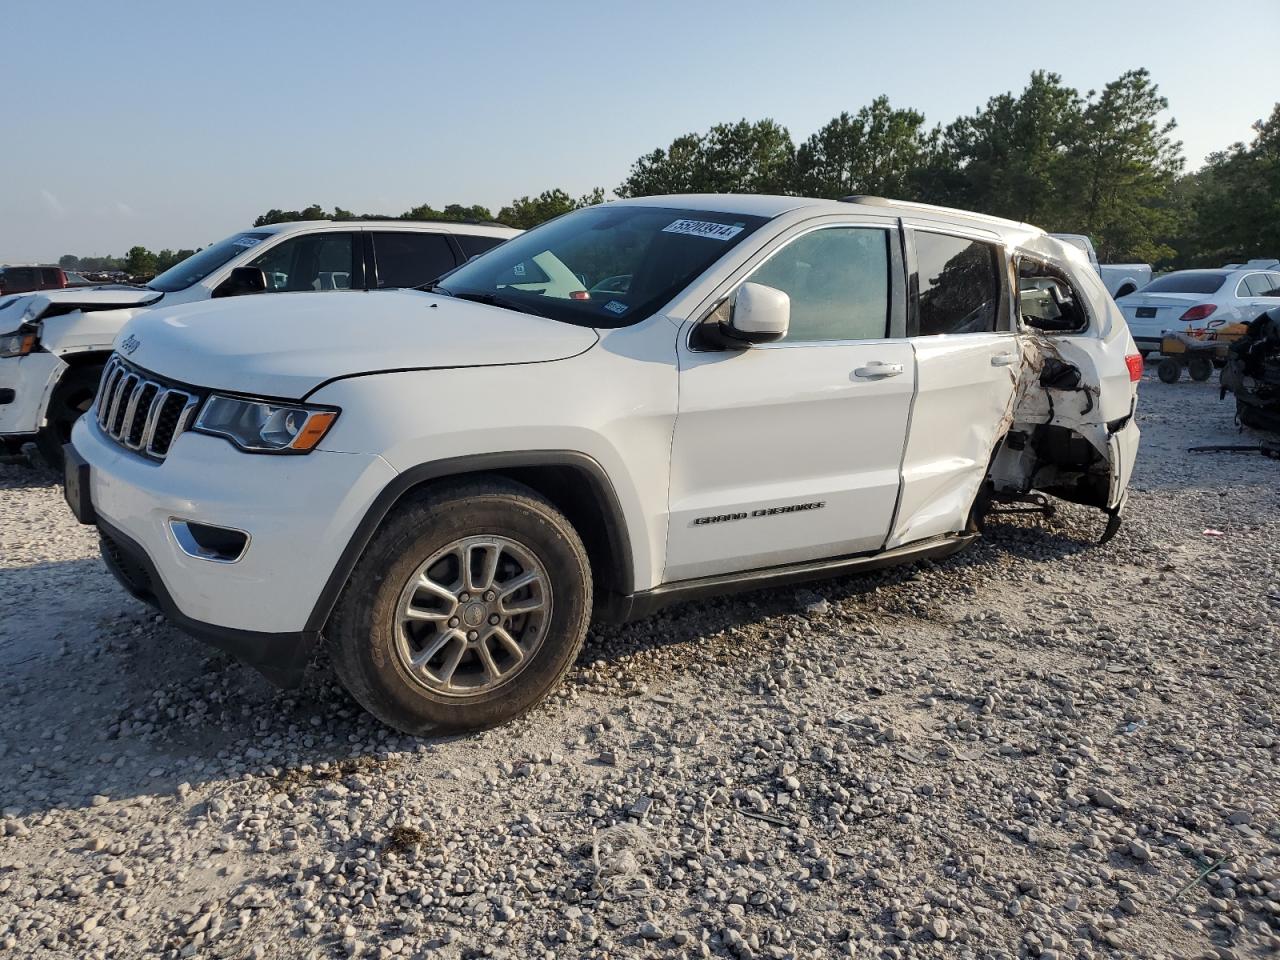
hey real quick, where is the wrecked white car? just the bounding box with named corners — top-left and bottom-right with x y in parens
top-left (1, 219), bottom-right (518, 463)
top-left (67, 194), bottom-right (1141, 732)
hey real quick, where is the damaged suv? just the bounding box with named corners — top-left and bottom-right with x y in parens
top-left (64, 195), bottom-right (1141, 733)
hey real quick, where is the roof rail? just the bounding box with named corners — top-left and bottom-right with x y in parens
top-left (839, 195), bottom-right (893, 206)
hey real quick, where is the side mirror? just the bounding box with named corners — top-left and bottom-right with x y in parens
top-left (723, 282), bottom-right (790, 345)
top-left (213, 266), bottom-right (268, 298)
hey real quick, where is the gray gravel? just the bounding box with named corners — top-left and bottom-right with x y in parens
top-left (1, 368), bottom-right (1278, 959)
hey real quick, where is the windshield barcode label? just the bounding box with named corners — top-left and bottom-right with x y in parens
top-left (662, 220), bottom-right (744, 241)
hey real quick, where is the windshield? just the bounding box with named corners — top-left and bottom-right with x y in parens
top-left (1143, 271), bottom-right (1227, 294)
top-left (435, 206), bottom-right (769, 327)
top-left (148, 232), bottom-right (273, 292)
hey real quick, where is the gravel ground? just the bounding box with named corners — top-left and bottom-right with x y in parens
top-left (1, 368), bottom-right (1278, 960)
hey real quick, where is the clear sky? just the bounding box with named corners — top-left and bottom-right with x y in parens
top-left (2, 0), bottom-right (1276, 263)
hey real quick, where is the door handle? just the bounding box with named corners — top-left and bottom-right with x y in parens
top-left (854, 361), bottom-right (904, 379)
top-left (991, 353), bottom-right (1018, 367)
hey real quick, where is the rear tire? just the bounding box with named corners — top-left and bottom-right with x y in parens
top-left (36, 364), bottom-right (103, 470)
top-left (1156, 358), bottom-right (1181, 384)
top-left (326, 478), bottom-right (592, 734)
top-left (1187, 357), bottom-right (1213, 382)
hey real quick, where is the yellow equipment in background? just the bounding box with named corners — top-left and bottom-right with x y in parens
top-left (1156, 322), bottom-right (1249, 383)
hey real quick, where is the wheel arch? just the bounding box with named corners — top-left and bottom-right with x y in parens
top-left (305, 451), bottom-right (635, 634)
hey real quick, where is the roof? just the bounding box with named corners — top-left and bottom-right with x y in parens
top-left (256, 220), bottom-right (519, 237)
top-left (607, 193), bottom-right (1038, 238)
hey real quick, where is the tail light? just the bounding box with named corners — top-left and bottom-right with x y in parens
top-left (569, 290), bottom-right (591, 301)
top-left (1125, 354), bottom-right (1143, 382)
top-left (1179, 304), bottom-right (1217, 322)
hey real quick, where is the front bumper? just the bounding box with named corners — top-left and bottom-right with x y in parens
top-left (69, 416), bottom-right (398, 685)
top-left (0, 351), bottom-right (65, 437)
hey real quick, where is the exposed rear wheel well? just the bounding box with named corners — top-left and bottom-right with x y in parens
top-left (1115, 283), bottom-right (1136, 298)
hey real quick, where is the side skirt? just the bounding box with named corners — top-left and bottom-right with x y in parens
top-left (599, 533), bottom-right (976, 623)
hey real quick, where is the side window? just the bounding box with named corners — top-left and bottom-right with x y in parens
top-left (1016, 258), bottom-right (1088, 332)
top-left (747, 227), bottom-right (890, 342)
top-left (371, 232), bottom-right (457, 288)
top-left (249, 233), bottom-right (356, 292)
top-left (42, 267), bottom-right (63, 284)
top-left (456, 234), bottom-right (508, 259)
top-left (914, 232), bottom-right (1001, 336)
top-left (1263, 274), bottom-right (1280, 297)
top-left (1244, 274), bottom-right (1276, 297)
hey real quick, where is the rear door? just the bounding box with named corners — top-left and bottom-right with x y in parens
top-left (665, 221), bottom-right (914, 582)
top-left (887, 225), bottom-right (1018, 548)
top-left (369, 231), bottom-right (459, 289)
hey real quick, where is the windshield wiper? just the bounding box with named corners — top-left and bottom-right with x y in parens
top-left (419, 282), bottom-right (454, 294)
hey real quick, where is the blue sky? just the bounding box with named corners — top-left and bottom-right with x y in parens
top-left (2, 0), bottom-right (1276, 263)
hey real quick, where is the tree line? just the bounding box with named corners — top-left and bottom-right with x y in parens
top-left (57, 69), bottom-right (1278, 274)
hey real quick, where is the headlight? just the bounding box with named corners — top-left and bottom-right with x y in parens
top-left (0, 328), bottom-right (37, 358)
top-left (192, 395), bottom-right (339, 453)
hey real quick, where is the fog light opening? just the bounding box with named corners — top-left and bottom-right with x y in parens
top-left (169, 519), bottom-right (250, 564)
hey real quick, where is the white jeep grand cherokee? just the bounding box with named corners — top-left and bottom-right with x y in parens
top-left (65, 194), bottom-right (1142, 733)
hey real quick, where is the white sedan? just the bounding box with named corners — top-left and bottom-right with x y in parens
top-left (1118, 266), bottom-right (1280, 354)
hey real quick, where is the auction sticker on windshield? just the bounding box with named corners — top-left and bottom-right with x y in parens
top-left (662, 220), bottom-right (745, 241)
top-left (231, 236), bottom-right (262, 248)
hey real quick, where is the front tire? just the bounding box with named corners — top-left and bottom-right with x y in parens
top-left (36, 364), bottom-right (103, 469)
top-left (326, 478), bottom-right (592, 734)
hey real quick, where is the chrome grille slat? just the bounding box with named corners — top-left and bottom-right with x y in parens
top-left (119, 378), bottom-right (147, 444)
top-left (139, 388), bottom-right (170, 451)
top-left (108, 374), bottom-right (139, 438)
top-left (97, 364), bottom-right (125, 429)
top-left (90, 356), bottom-right (202, 462)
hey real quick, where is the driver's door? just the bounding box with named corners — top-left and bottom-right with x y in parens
top-left (665, 223), bottom-right (915, 582)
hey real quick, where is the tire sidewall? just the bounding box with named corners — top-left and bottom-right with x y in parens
top-left (334, 488), bottom-right (591, 733)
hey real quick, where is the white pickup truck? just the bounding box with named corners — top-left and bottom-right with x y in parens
top-left (66, 195), bottom-right (1142, 733)
top-left (0, 219), bottom-right (517, 463)
top-left (1049, 234), bottom-right (1151, 299)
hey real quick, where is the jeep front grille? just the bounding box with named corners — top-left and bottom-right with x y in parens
top-left (94, 356), bottom-right (201, 461)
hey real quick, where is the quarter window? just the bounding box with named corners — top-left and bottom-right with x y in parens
top-left (747, 227), bottom-right (891, 342)
top-left (249, 233), bottom-right (356, 292)
top-left (371, 232), bottom-right (457, 288)
top-left (914, 232), bottom-right (1001, 336)
top-left (1243, 274), bottom-right (1276, 297)
top-left (1017, 258), bottom-right (1088, 332)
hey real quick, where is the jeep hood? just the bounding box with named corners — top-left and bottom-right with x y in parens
top-left (115, 290), bottom-right (600, 398)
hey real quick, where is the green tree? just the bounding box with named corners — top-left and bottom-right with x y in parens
top-left (400, 202), bottom-right (495, 222)
top-left (496, 188), bottom-right (606, 229)
top-left (124, 246), bottom-right (157, 277)
top-left (253, 204), bottom-right (330, 227)
top-left (930, 72), bottom-right (1083, 225)
top-left (153, 248), bottom-right (196, 273)
top-left (58, 254), bottom-right (79, 269)
top-left (1175, 103), bottom-right (1280, 266)
top-left (616, 119), bottom-right (795, 197)
top-left (1065, 69), bottom-right (1183, 263)
top-left (793, 96), bottom-right (930, 199)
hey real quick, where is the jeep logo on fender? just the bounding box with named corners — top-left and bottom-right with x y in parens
top-left (120, 334), bottom-right (141, 356)
top-left (694, 501), bottom-right (826, 526)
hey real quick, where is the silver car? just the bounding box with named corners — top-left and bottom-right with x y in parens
top-left (1118, 265), bottom-right (1280, 354)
